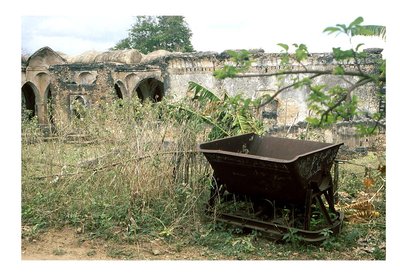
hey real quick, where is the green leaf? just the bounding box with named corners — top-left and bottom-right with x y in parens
top-left (294, 43), bottom-right (308, 61)
top-left (214, 65), bottom-right (239, 79)
top-left (235, 111), bottom-right (252, 133)
top-left (225, 50), bottom-right (237, 58)
top-left (323, 27), bottom-right (341, 34)
top-left (277, 43), bottom-right (289, 51)
top-left (333, 66), bottom-right (345, 75)
top-left (306, 117), bottom-right (320, 126)
top-left (168, 103), bottom-right (229, 136)
top-left (349, 16), bottom-right (364, 28)
top-left (351, 25), bottom-right (386, 40)
top-left (188, 81), bottom-right (221, 102)
top-left (293, 77), bottom-right (311, 89)
top-left (214, 50), bottom-right (251, 79)
top-left (355, 43), bottom-right (365, 51)
top-left (281, 54), bottom-right (289, 65)
top-left (332, 47), bottom-right (354, 60)
top-left (336, 24), bottom-right (348, 33)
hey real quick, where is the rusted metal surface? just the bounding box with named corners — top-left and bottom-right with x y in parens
top-left (215, 212), bottom-right (344, 243)
top-left (199, 133), bottom-right (344, 242)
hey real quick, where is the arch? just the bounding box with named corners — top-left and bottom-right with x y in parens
top-left (27, 46), bottom-right (66, 68)
top-left (125, 73), bottom-right (136, 93)
top-left (35, 72), bottom-right (51, 91)
top-left (134, 78), bottom-right (164, 102)
top-left (78, 72), bottom-right (96, 85)
top-left (70, 95), bottom-right (87, 119)
top-left (114, 84), bottom-right (123, 99)
top-left (21, 82), bottom-right (39, 120)
top-left (114, 81), bottom-right (127, 100)
top-left (74, 95), bottom-right (86, 105)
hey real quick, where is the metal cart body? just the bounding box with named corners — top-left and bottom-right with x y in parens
top-left (199, 133), bottom-right (344, 242)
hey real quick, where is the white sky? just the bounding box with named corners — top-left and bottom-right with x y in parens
top-left (20, 1), bottom-right (389, 56)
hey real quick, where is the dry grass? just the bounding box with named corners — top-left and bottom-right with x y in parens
top-left (22, 98), bottom-right (212, 242)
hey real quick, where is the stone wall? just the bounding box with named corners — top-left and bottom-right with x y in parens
top-left (21, 47), bottom-right (384, 148)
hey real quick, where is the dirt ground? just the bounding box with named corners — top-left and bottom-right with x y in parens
top-left (22, 227), bottom-right (108, 260)
top-left (21, 227), bottom-right (222, 260)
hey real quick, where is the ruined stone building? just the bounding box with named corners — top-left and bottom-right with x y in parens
top-left (21, 46), bottom-right (383, 144)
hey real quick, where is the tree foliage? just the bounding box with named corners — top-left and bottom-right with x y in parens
top-left (113, 16), bottom-right (194, 54)
top-left (324, 16), bottom-right (386, 41)
top-left (213, 17), bottom-right (385, 133)
top-left (351, 25), bottom-right (386, 41)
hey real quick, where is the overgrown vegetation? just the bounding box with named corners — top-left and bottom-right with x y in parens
top-left (22, 98), bottom-right (212, 241)
top-left (21, 96), bottom-right (385, 260)
top-left (170, 81), bottom-right (265, 140)
top-left (21, 17), bottom-right (385, 260)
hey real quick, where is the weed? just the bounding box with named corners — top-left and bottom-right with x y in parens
top-left (372, 247), bottom-right (385, 260)
top-left (282, 228), bottom-right (303, 246)
top-left (107, 247), bottom-right (133, 259)
top-left (230, 234), bottom-right (257, 255)
top-left (320, 228), bottom-right (333, 238)
top-left (52, 247), bottom-right (67, 256)
top-left (86, 250), bottom-right (96, 257)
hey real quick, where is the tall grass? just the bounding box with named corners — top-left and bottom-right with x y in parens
top-left (21, 98), bottom-right (212, 241)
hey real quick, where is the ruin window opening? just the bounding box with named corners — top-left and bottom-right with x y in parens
top-left (78, 72), bottom-right (96, 85)
top-left (21, 83), bottom-right (36, 120)
top-left (114, 83), bottom-right (123, 100)
top-left (71, 96), bottom-right (87, 119)
top-left (135, 78), bottom-right (164, 103)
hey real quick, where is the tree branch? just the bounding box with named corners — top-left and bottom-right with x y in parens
top-left (317, 78), bottom-right (372, 126)
top-left (258, 73), bottom-right (322, 108)
top-left (232, 69), bottom-right (378, 80)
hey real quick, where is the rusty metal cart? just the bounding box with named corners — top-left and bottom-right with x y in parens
top-left (199, 133), bottom-right (344, 243)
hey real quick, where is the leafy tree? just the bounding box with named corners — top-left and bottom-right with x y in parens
top-left (113, 38), bottom-right (130, 50)
top-left (113, 16), bottom-right (194, 54)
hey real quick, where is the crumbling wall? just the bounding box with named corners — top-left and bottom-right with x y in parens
top-left (49, 63), bottom-right (116, 125)
top-left (159, 50), bottom-right (382, 127)
top-left (22, 47), bottom-right (384, 148)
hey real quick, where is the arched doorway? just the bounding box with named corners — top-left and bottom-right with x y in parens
top-left (71, 95), bottom-right (87, 119)
top-left (135, 78), bottom-right (164, 102)
top-left (21, 83), bottom-right (37, 120)
top-left (114, 83), bottom-right (123, 99)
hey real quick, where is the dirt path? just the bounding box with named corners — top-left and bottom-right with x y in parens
top-left (21, 227), bottom-right (220, 260)
top-left (22, 227), bottom-right (110, 260)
